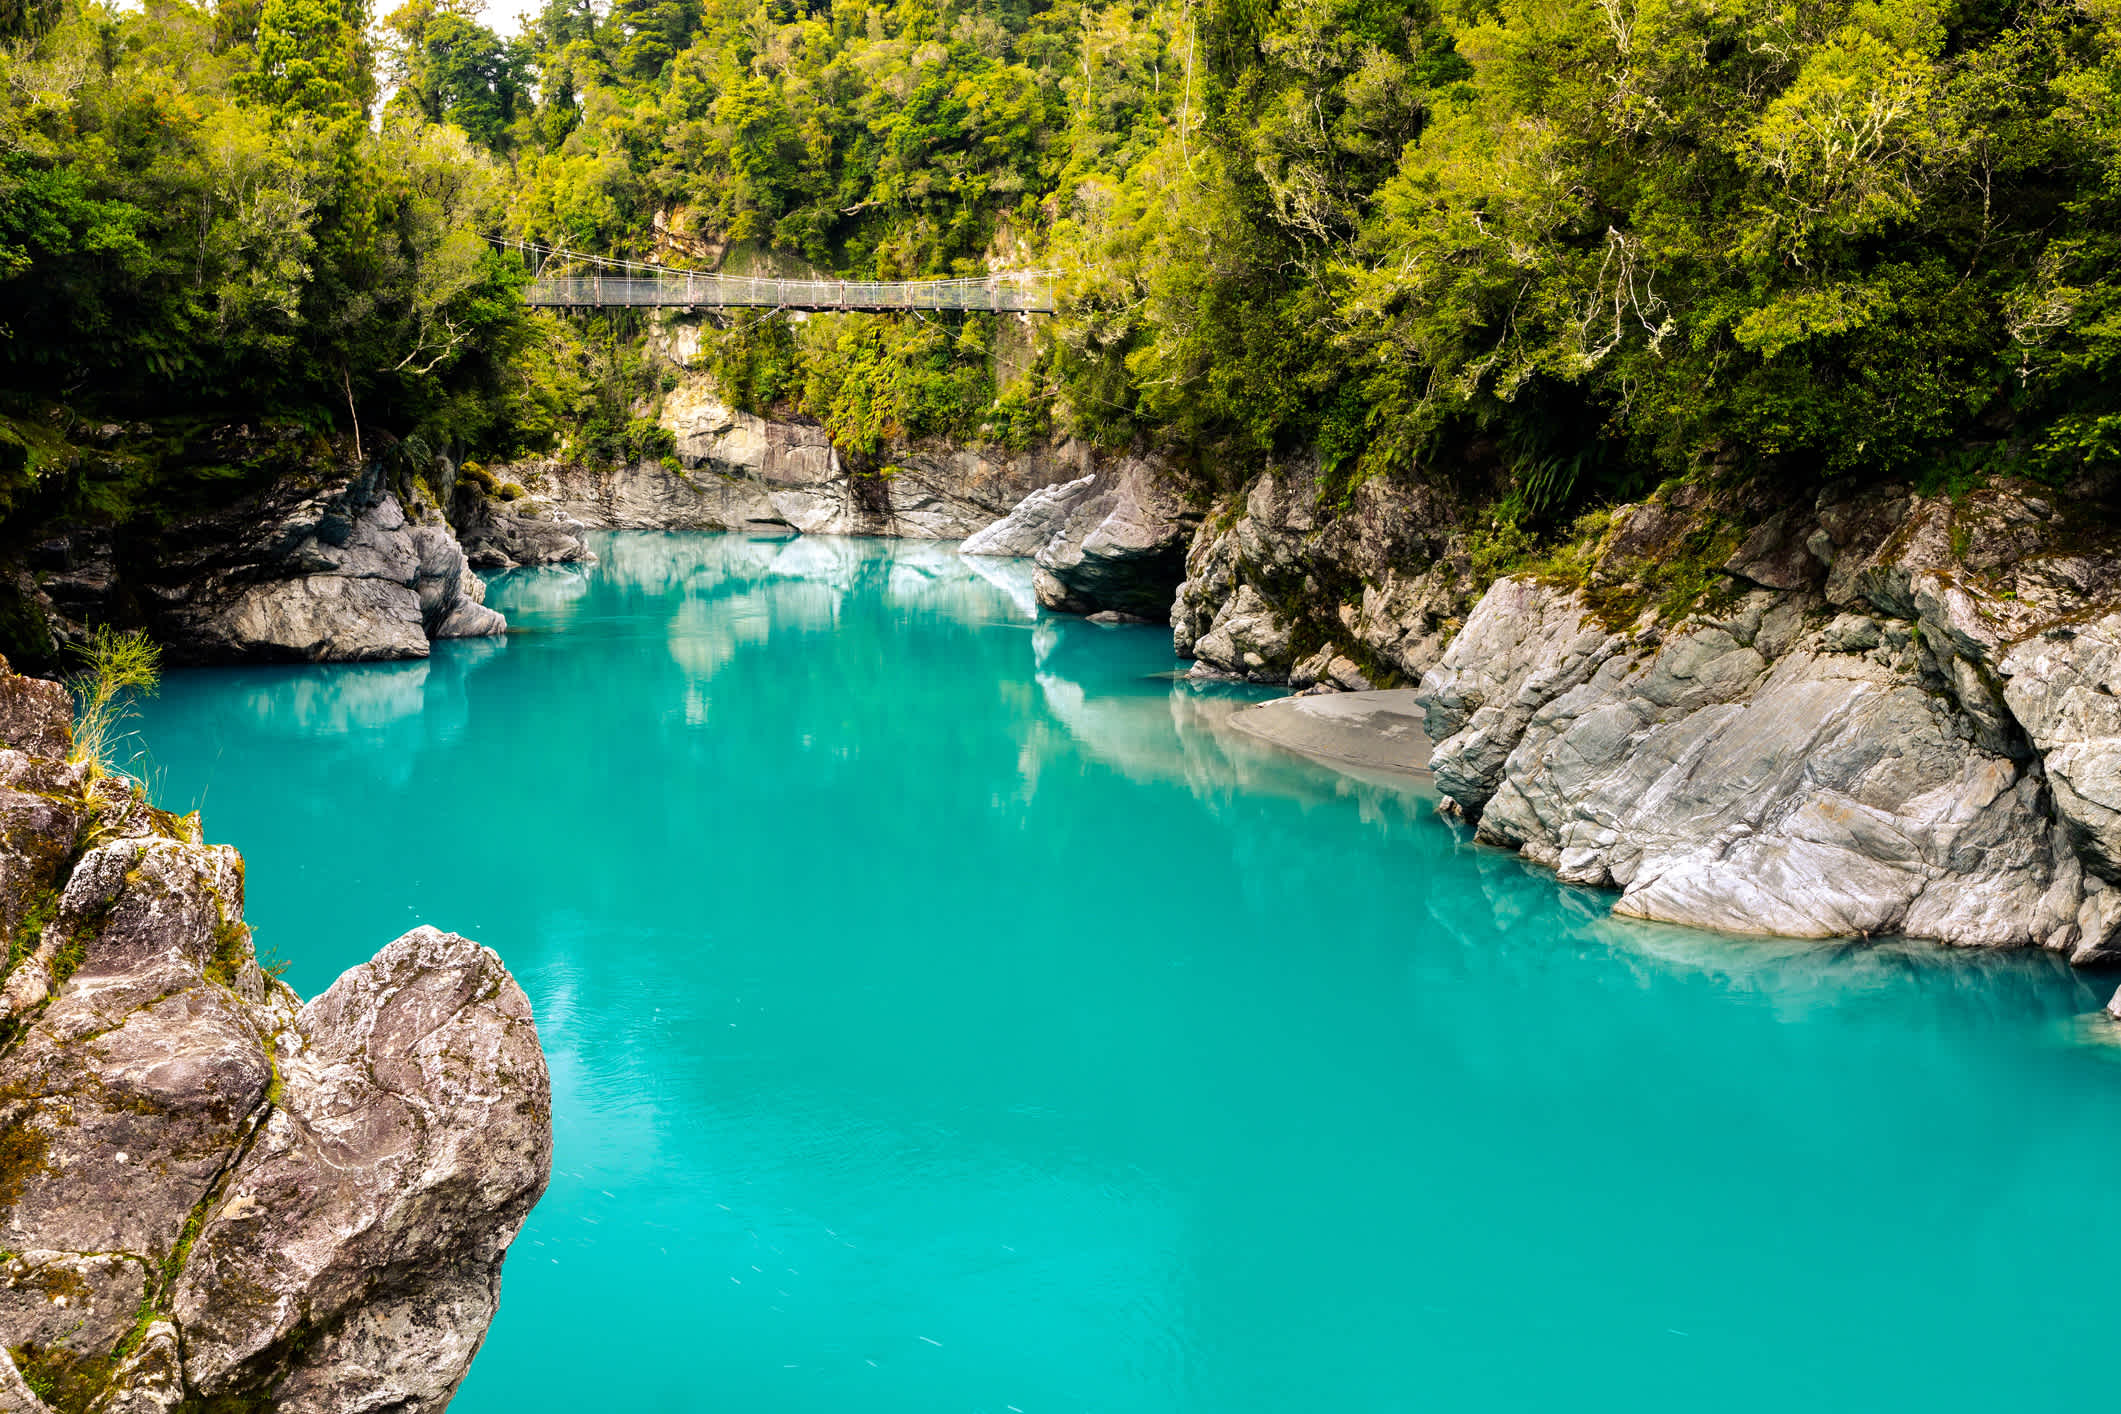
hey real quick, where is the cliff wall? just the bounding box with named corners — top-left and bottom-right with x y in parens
top-left (15, 460), bottom-right (505, 669)
top-left (1161, 463), bottom-right (2121, 964)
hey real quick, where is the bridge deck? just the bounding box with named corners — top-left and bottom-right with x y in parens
top-left (526, 272), bottom-right (1055, 313)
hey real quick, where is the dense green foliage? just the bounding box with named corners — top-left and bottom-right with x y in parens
top-left (1061, 0), bottom-right (2121, 508)
top-left (8, 0), bottom-right (2121, 534)
top-left (0, 0), bottom-right (566, 521)
top-left (491, 0), bottom-right (2121, 510)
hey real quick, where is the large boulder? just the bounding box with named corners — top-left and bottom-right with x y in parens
top-left (1029, 456), bottom-right (1197, 619)
top-left (124, 464), bottom-right (507, 664)
top-left (172, 927), bottom-right (550, 1412)
top-left (0, 659), bottom-right (550, 1410)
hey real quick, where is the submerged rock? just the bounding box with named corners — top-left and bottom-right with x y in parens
top-left (1225, 688), bottom-right (1431, 775)
top-left (0, 656), bottom-right (550, 1410)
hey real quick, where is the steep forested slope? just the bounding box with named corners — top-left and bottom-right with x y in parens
top-left (8, 0), bottom-right (2121, 554)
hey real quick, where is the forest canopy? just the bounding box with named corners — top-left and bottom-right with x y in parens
top-left (5, 0), bottom-right (2121, 527)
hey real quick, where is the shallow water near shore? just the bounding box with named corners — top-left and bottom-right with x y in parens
top-left (131, 533), bottom-right (2121, 1413)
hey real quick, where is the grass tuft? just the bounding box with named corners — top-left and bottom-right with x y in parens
top-left (66, 628), bottom-right (161, 782)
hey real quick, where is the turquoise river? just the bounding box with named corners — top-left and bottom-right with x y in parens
top-left (129, 534), bottom-right (2121, 1412)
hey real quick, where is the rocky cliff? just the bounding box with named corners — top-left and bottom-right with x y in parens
top-left (1409, 482), bottom-right (2121, 960)
top-left (16, 459), bottom-right (506, 669)
top-left (479, 376), bottom-right (1204, 619)
top-left (1155, 459), bottom-right (2121, 966)
top-left (0, 661), bottom-right (550, 1411)
top-left (0, 382), bottom-right (1212, 665)
top-left (1170, 457), bottom-right (1475, 687)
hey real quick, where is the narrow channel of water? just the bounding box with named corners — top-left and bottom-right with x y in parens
top-left (131, 533), bottom-right (2121, 1413)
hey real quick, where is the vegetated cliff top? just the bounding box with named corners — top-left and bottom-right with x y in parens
top-left (8, 0), bottom-right (2121, 554)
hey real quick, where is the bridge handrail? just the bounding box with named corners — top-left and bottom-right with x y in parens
top-left (493, 238), bottom-right (1058, 314)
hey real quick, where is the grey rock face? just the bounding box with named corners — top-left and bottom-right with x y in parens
top-left (0, 658), bottom-right (549, 1411)
top-left (123, 465), bottom-right (507, 665)
top-left (1029, 457), bottom-right (1196, 619)
top-left (1998, 615), bottom-right (2121, 883)
top-left (489, 375), bottom-right (1170, 614)
top-left (211, 575), bottom-right (429, 661)
top-left (514, 379), bottom-right (1094, 540)
top-left (1189, 584), bottom-right (1295, 681)
top-left (0, 675), bottom-right (71, 761)
top-left (959, 474), bottom-right (1098, 557)
top-left (173, 927), bottom-right (550, 1411)
top-left (1172, 458), bottom-right (1469, 685)
top-left (506, 456), bottom-right (791, 534)
top-left (1420, 578), bottom-right (1627, 811)
top-left (455, 500), bottom-right (594, 571)
top-left (1419, 575), bottom-right (2078, 948)
top-left (1405, 475), bottom-right (2121, 958)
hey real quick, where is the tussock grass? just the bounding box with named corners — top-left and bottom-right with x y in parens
top-left (67, 627), bottom-right (161, 781)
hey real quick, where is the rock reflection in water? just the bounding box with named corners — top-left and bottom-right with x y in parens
top-left (134, 633), bottom-right (509, 800)
top-left (126, 530), bottom-right (2121, 1414)
top-left (1031, 617), bottom-right (1428, 824)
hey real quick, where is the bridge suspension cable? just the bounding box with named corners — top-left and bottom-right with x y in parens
top-left (490, 237), bottom-right (1058, 315)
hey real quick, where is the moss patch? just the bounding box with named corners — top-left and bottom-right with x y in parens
top-left (0, 1119), bottom-right (51, 1214)
top-left (203, 917), bottom-right (252, 989)
top-left (1, 888), bottom-right (60, 990)
top-left (13, 1341), bottom-right (119, 1414)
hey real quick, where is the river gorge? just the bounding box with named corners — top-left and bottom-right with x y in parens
top-left (122, 532), bottom-right (2121, 1414)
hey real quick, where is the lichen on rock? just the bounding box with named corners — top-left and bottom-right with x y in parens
top-left (1405, 478), bottom-right (2121, 960)
top-left (0, 655), bottom-right (550, 1412)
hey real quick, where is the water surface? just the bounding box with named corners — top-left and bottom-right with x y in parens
top-left (132, 534), bottom-right (2121, 1412)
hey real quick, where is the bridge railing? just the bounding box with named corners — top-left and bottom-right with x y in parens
top-left (524, 272), bottom-right (1057, 313)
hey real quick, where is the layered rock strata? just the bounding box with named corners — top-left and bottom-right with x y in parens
top-left (0, 661), bottom-right (550, 1411)
top-left (1410, 481), bottom-right (2121, 960)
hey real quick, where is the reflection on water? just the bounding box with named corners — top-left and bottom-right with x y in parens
top-left (130, 532), bottom-right (2121, 1414)
top-left (137, 634), bottom-right (510, 794)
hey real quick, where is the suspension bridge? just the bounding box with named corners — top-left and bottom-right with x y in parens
top-left (502, 240), bottom-right (1057, 314)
